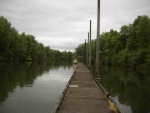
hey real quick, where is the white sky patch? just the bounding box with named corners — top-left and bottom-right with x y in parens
top-left (0, 0), bottom-right (150, 51)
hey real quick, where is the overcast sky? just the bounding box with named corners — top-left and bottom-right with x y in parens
top-left (0, 0), bottom-right (150, 51)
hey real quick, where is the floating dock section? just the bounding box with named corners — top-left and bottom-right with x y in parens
top-left (53, 63), bottom-right (122, 113)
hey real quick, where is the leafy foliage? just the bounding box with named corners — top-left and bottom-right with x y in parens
top-left (75, 15), bottom-right (150, 69)
top-left (0, 16), bottom-right (73, 62)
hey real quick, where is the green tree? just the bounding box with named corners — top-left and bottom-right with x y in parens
top-left (0, 16), bottom-right (11, 60)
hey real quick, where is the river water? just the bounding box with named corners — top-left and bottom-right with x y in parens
top-left (0, 62), bottom-right (149, 113)
top-left (99, 65), bottom-right (150, 113)
top-left (0, 61), bottom-right (74, 113)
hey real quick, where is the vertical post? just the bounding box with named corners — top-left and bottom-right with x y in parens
top-left (89, 20), bottom-right (92, 68)
top-left (86, 33), bottom-right (89, 65)
top-left (96, 0), bottom-right (100, 76)
top-left (84, 39), bottom-right (86, 64)
top-left (82, 47), bottom-right (84, 63)
top-left (88, 32), bottom-right (89, 66)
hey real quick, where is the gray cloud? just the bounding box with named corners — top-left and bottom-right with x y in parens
top-left (0, 0), bottom-right (150, 52)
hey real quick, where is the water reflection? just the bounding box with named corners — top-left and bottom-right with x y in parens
top-left (99, 65), bottom-right (150, 113)
top-left (0, 60), bottom-right (73, 113)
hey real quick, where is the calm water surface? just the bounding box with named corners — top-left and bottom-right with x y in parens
top-left (99, 65), bottom-right (150, 113)
top-left (0, 61), bottom-right (74, 113)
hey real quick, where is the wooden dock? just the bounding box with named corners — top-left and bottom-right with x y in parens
top-left (53, 63), bottom-right (122, 113)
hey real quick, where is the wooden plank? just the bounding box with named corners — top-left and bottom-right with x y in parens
top-left (55, 63), bottom-right (111, 113)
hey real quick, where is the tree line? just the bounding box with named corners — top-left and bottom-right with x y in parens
top-left (75, 15), bottom-right (150, 69)
top-left (0, 16), bottom-right (73, 62)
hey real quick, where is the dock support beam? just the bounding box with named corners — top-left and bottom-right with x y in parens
top-left (84, 39), bottom-right (86, 64)
top-left (88, 32), bottom-right (90, 66)
top-left (89, 20), bottom-right (92, 68)
top-left (96, 0), bottom-right (100, 76)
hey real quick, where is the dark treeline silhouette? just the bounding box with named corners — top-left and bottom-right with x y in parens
top-left (0, 16), bottom-right (73, 62)
top-left (75, 15), bottom-right (150, 70)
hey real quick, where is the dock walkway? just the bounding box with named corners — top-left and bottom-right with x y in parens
top-left (55, 63), bottom-right (116, 113)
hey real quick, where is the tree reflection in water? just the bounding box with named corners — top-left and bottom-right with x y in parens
top-left (0, 61), bottom-right (72, 105)
top-left (99, 65), bottom-right (150, 113)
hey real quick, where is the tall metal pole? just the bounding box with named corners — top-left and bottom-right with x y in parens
top-left (84, 39), bottom-right (86, 64)
top-left (89, 20), bottom-right (92, 68)
top-left (88, 32), bottom-right (90, 66)
top-left (86, 33), bottom-right (89, 65)
top-left (86, 47), bottom-right (88, 65)
top-left (96, 0), bottom-right (100, 76)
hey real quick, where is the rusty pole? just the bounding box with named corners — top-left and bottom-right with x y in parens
top-left (96, 0), bottom-right (100, 76)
